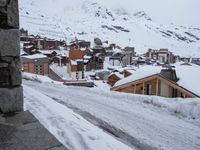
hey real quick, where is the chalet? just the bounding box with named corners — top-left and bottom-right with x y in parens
top-left (68, 59), bottom-right (84, 80)
top-left (21, 54), bottom-right (49, 75)
top-left (83, 54), bottom-right (104, 71)
top-left (111, 64), bottom-right (200, 98)
top-left (38, 50), bottom-right (58, 58)
top-left (20, 28), bottom-right (28, 36)
top-left (146, 49), bottom-right (159, 61)
top-left (107, 72), bottom-right (124, 86)
top-left (95, 71), bottom-right (110, 80)
top-left (92, 45), bottom-right (106, 57)
top-left (23, 44), bottom-right (37, 54)
top-left (158, 49), bottom-right (175, 64)
top-left (146, 48), bottom-right (176, 64)
top-left (20, 35), bottom-right (35, 44)
top-left (67, 49), bottom-right (85, 80)
top-left (124, 69), bottom-right (135, 78)
top-left (109, 53), bottom-right (126, 66)
top-left (179, 57), bottom-right (191, 63)
top-left (68, 39), bottom-right (91, 50)
top-left (52, 56), bottom-right (67, 66)
top-left (191, 58), bottom-right (200, 66)
top-left (36, 38), bottom-right (63, 50)
top-left (20, 32), bottom-right (66, 50)
top-left (123, 47), bottom-right (135, 65)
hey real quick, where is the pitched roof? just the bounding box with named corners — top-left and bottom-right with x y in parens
top-left (114, 64), bottom-right (200, 97)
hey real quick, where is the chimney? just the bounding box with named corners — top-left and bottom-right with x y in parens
top-left (160, 65), bottom-right (179, 82)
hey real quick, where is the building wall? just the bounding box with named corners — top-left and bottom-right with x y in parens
top-left (22, 62), bottom-right (49, 75)
top-left (43, 63), bottom-right (49, 75)
top-left (109, 59), bottom-right (121, 66)
top-left (23, 63), bottom-right (35, 74)
top-left (113, 77), bottom-right (196, 98)
top-left (160, 81), bottom-right (169, 97)
top-left (70, 71), bottom-right (84, 80)
top-left (107, 75), bottom-right (120, 86)
top-left (69, 50), bottom-right (85, 60)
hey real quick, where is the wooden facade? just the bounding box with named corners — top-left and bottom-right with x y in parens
top-left (107, 74), bottom-right (121, 86)
top-left (112, 74), bottom-right (199, 98)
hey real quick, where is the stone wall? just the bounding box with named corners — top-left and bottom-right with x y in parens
top-left (0, 0), bottom-right (23, 113)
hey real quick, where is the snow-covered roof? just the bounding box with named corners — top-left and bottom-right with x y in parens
top-left (60, 50), bottom-right (68, 57)
top-left (39, 50), bottom-right (68, 57)
top-left (71, 60), bottom-right (77, 65)
top-left (22, 54), bottom-right (47, 59)
top-left (80, 48), bottom-right (86, 51)
top-left (175, 63), bottom-right (200, 96)
top-left (84, 55), bottom-right (92, 59)
top-left (114, 64), bottom-right (200, 96)
top-left (114, 65), bottom-right (162, 87)
top-left (109, 72), bottom-right (124, 79)
top-left (113, 48), bottom-right (122, 54)
top-left (84, 60), bottom-right (89, 63)
top-left (70, 59), bottom-right (83, 65)
top-left (39, 50), bottom-right (60, 54)
top-left (24, 45), bottom-right (34, 49)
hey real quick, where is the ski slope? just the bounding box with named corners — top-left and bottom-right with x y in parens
top-left (19, 0), bottom-right (200, 57)
top-left (23, 79), bottom-right (200, 150)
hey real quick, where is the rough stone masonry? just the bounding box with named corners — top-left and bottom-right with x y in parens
top-left (0, 1), bottom-right (67, 149)
top-left (0, 0), bottom-right (23, 113)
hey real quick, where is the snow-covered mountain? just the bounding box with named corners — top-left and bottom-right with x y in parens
top-left (19, 0), bottom-right (200, 57)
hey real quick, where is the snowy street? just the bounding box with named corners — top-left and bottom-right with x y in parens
top-left (24, 85), bottom-right (135, 150)
top-left (23, 80), bottom-right (200, 150)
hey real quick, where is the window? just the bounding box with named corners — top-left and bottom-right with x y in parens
top-left (82, 71), bottom-right (84, 79)
top-left (146, 84), bottom-right (152, 95)
top-left (35, 64), bottom-right (43, 74)
top-left (172, 88), bottom-right (177, 98)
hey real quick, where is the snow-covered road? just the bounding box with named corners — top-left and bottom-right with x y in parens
top-left (24, 80), bottom-right (200, 150)
top-left (24, 85), bottom-right (135, 150)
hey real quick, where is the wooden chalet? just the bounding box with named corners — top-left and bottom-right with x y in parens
top-left (107, 72), bottom-right (123, 86)
top-left (112, 65), bottom-right (200, 98)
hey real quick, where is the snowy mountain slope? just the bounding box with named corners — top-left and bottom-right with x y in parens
top-left (19, 0), bottom-right (200, 57)
top-left (23, 79), bottom-right (200, 150)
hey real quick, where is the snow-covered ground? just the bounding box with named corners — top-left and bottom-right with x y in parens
top-left (24, 85), bottom-right (134, 150)
top-left (50, 64), bottom-right (72, 80)
top-left (23, 74), bottom-right (200, 150)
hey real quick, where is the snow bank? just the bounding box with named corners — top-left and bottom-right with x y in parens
top-left (22, 72), bottom-right (61, 84)
top-left (113, 92), bottom-right (200, 121)
top-left (172, 99), bottom-right (200, 120)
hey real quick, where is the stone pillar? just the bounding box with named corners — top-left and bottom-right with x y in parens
top-left (0, 0), bottom-right (23, 113)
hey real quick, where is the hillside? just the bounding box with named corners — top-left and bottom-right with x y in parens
top-left (19, 0), bottom-right (200, 57)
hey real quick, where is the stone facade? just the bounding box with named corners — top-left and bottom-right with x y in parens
top-left (0, 0), bottom-right (19, 28)
top-left (0, 1), bottom-right (67, 149)
top-left (0, 29), bottom-right (20, 56)
top-left (0, 0), bottom-right (22, 113)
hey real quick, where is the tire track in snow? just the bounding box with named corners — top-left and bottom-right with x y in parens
top-left (51, 97), bottom-right (157, 150)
